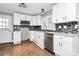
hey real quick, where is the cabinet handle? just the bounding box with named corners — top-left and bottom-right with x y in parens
top-left (61, 42), bottom-right (62, 47)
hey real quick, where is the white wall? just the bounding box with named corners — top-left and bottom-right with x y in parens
top-left (0, 13), bottom-right (13, 43)
top-left (0, 31), bottom-right (12, 43)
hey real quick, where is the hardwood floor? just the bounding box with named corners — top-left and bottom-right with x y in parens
top-left (0, 40), bottom-right (55, 56)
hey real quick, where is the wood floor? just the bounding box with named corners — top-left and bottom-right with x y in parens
top-left (0, 40), bottom-right (54, 56)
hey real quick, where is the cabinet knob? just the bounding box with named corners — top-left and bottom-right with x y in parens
top-left (59, 42), bottom-right (62, 47)
top-left (61, 42), bottom-right (62, 47)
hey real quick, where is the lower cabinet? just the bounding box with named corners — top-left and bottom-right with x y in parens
top-left (29, 31), bottom-right (34, 41)
top-left (13, 31), bottom-right (21, 44)
top-left (54, 34), bottom-right (79, 56)
top-left (30, 31), bottom-right (44, 49)
top-left (33, 31), bottom-right (44, 49)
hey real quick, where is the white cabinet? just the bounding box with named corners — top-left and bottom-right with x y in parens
top-left (42, 16), bottom-right (48, 30)
top-left (30, 31), bottom-right (44, 49)
top-left (37, 15), bottom-right (42, 25)
top-left (47, 15), bottom-right (55, 30)
top-left (30, 16), bottom-right (37, 25)
top-left (36, 32), bottom-right (44, 47)
top-left (13, 13), bottom-right (30, 25)
top-left (29, 31), bottom-right (34, 41)
top-left (42, 15), bottom-right (55, 30)
top-left (20, 14), bottom-right (26, 21)
top-left (30, 15), bottom-right (42, 26)
top-left (52, 3), bottom-right (79, 23)
top-left (53, 3), bottom-right (66, 23)
top-left (13, 13), bottom-right (21, 25)
top-left (54, 35), bottom-right (62, 55)
top-left (13, 31), bottom-right (21, 44)
top-left (66, 4), bottom-right (76, 22)
top-left (54, 34), bottom-right (79, 56)
top-left (33, 31), bottom-right (44, 48)
top-left (52, 4), bottom-right (60, 23)
top-left (26, 15), bottom-right (30, 21)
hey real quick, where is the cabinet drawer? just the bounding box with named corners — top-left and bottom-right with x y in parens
top-left (64, 36), bottom-right (72, 42)
top-left (62, 40), bottom-right (72, 47)
top-left (62, 46), bottom-right (73, 56)
top-left (58, 35), bottom-right (72, 42)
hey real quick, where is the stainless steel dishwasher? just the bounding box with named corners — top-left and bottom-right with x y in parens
top-left (44, 33), bottom-right (54, 53)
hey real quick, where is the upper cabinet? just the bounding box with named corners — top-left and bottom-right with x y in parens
top-left (30, 15), bottom-right (42, 26)
top-left (14, 13), bottom-right (42, 26)
top-left (52, 3), bottom-right (79, 23)
top-left (37, 15), bottom-right (42, 25)
top-left (13, 13), bottom-right (30, 25)
top-left (13, 13), bottom-right (21, 25)
top-left (41, 15), bottom-right (56, 30)
top-left (30, 16), bottom-right (37, 26)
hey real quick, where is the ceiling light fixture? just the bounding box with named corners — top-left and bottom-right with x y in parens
top-left (41, 8), bottom-right (45, 13)
top-left (19, 3), bottom-right (27, 8)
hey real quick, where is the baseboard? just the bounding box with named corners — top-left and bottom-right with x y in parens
top-left (0, 42), bottom-right (13, 45)
top-left (0, 40), bottom-right (13, 44)
top-left (21, 39), bottom-right (29, 41)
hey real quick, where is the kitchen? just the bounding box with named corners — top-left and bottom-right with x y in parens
top-left (0, 3), bottom-right (79, 56)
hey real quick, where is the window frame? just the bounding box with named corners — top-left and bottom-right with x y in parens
top-left (0, 17), bottom-right (9, 29)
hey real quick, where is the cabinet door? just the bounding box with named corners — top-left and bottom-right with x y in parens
top-left (39, 32), bottom-right (44, 46)
top-left (30, 16), bottom-right (34, 25)
top-left (13, 32), bottom-right (21, 44)
top-left (33, 32), bottom-right (37, 42)
top-left (62, 37), bottom-right (72, 56)
top-left (14, 13), bottom-right (20, 25)
top-left (52, 5), bottom-right (59, 23)
top-left (30, 16), bottom-right (37, 25)
top-left (57, 4), bottom-right (63, 23)
top-left (59, 4), bottom-right (66, 23)
top-left (54, 35), bottom-right (62, 55)
top-left (47, 15), bottom-right (53, 30)
top-left (37, 15), bottom-right (42, 25)
top-left (66, 4), bottom-right (76, 21)
top-left (14, 17), bottom-right (20, 25)
top-left (26, 16), bottom-right (30, 21)
top-left (42, 17), bottom-right (48, 30)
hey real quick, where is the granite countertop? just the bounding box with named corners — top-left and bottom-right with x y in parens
top-left (45, 31), bottom-right (79, 37)
top-left (29, 29), bottom-right (56, 32)
top-left (29, 29), bottom-right (79, 37)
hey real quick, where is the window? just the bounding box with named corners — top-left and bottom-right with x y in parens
top-left (0, 18), bottom-right (9, 29)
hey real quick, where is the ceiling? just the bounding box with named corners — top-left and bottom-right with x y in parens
top-left (0, 3), bottom-right (56, 15)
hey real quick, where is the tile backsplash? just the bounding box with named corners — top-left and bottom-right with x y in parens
top-left (55, 21), bottom-right (78, 34)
